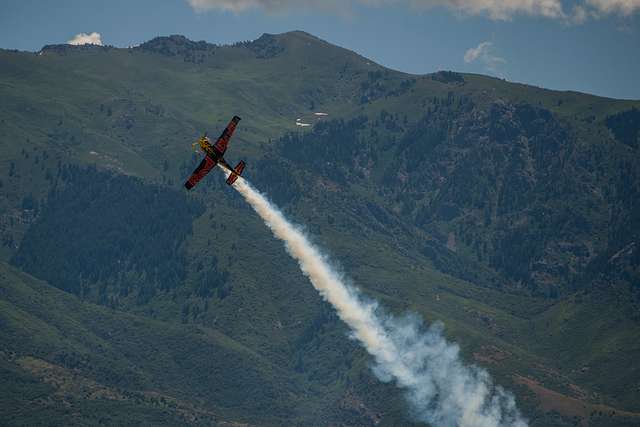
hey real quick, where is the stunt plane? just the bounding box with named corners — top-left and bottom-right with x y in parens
top-left (184, 115), bottom-right (246, 190)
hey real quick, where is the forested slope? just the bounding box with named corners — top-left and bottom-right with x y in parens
top-left (1, 31), bottom-right (639, 426)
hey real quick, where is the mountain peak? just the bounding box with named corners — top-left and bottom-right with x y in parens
top-left (274, 30), bottom-right (322, 41)
top-left (135, 35), bottom-right (228, 64)
top-left (138, 35), bottom-right (215, 55)
top-left (39, 43), bottom-right (112, 55)
top-left (268, 30), bottom-right (332, 49)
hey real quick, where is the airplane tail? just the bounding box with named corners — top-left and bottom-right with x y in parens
top-left (226, 160), bottom-right (246, 185)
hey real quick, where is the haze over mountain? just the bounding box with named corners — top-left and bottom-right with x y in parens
top-left (1, 31), bottom-right (639, 426)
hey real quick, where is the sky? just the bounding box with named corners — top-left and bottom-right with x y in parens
top-left (1, 0), bottom-right (639, 99)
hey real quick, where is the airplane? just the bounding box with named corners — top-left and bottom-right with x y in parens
top-left (184, 115), bottom-right (246, 190)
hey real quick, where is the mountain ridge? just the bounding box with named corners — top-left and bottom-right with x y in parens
top-left (1, 30), bottom-right (639, 426)
top-left (13, 31), bottom-right (634, 104)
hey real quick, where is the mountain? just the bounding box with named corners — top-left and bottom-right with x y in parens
top-left (1, 31), bottom-right (639, 426)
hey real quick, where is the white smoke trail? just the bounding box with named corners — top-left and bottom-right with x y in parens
top-left (230, 175), bottom-right (528, 427)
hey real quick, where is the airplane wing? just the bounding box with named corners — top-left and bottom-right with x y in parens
top-left (213, 115), bottom-right (241, 154)
top-left (184, 155), bottom-right (217, 190)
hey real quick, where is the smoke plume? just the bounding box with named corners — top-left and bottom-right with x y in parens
top-left (229, 174), bottom-right (528, 426)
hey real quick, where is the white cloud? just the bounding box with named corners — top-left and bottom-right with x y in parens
top-left (187, 0), bottom-right (566, 19)
top-left (464, 41), bottom-right (490, 63)
top-left (417, 0), bottom-right (566, 20)
top-left (586, 0), bottom-right (640, 16)
top-left (188, 0), bottom-right (256, 12)
top-left (571, 4), bottom-right (589, 23)
top-left (187, 0), bottom-right (344, 12)
top-left (464, 41), bottom-right (506, 74)
top-left (186, 0), bottom-right (640, 21)
top-left (67, 32), bottom-right (103, 46)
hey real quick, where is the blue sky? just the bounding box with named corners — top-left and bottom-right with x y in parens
top-left (1, 0), bottom-right (638, 99)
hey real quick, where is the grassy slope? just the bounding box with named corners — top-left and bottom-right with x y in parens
top-left (1, 262), bottom-right (288, 425)
top-left (1, 261), bottom-right (387, 426)
top-left (1, 31), bottom-right (639, 426)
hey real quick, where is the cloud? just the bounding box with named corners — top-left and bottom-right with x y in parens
top-left (186, 0), bottom-right (640, 22)
top-left (571, 4), bottom-right (589, 23)
top-left (187, 0), bottom-right (345, 12)
top-left (464, 41), bottom-right (506, 74)
top-left (464, 41), bottom-right (490, 63)
top-left (418, 0), bottom-right (566, 20)
top-left (67, 32), bottom-right (103, 46)
top-left (188, 0), bottom-right (258, 12)
top-left (586, 0), bottom-right (640, 16)
top-left (187, 0), bottom-right (566, 19)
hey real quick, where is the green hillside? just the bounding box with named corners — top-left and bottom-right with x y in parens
top-left (1, 261), bottom-right (415, 426)
top-left (1, 31), bottom-right (639, 426)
